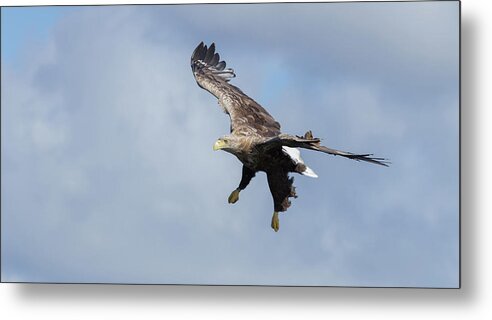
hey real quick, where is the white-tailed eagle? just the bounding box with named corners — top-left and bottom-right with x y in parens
top-left (191, 42), bottom-right (389, 232)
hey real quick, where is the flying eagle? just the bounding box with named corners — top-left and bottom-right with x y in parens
top-left (191, 42), bottom-right (389, 232)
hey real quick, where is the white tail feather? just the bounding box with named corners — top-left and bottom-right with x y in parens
top-left (282, 146), bottom-right (318, 178)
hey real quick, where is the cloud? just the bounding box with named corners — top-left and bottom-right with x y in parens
top-left (2, 2), bottom-right (459, 287)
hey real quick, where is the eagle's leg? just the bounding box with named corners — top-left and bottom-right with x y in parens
top-left (266, 170), bottom-right (297, 232)
top-left (228, 165), bottom-right (256, 204)
top-left (228, 189), bottom-right (240, 204)
top-left (271, 211), bottom-right (280, 232)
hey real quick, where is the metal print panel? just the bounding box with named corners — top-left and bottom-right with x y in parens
top-left (1, 1), bottom-right (460, 287)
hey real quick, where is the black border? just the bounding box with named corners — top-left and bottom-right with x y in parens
top-left (0, 0), bottom-right (462, 289)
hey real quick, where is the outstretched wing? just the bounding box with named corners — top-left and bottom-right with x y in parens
top-left (259, 131), bottom-right (390, 167)
top-left (191, 42), bottom-right (281, 138)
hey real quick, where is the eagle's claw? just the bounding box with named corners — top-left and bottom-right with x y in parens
top-left (228, 189), bottom-right (240, 204)
top-left (271, 211), bottom-right (279, 232)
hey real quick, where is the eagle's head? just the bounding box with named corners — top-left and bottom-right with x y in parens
top-left (213, 135), bottom-right (245, 155)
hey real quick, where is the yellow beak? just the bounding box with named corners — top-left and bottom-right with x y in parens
top-left (213, 139), bottom-right (226, 151)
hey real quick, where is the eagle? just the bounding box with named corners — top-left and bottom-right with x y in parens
top-left (191, 42), bottom-right (389, 232)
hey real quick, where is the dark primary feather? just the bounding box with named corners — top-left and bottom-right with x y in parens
top-left (216, 60), bottom-right (226, 71)
top-left (204, 43), bottom-right (215, 63)
top-left (191, 42), bottom-right (206, 70)
top-left (210, 53), bottom-right (219, 66)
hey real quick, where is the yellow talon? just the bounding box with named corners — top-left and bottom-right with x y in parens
top-left (228, 189), bottom-right (240, 204)
top-left (271, 211), bottom-right (279, 232)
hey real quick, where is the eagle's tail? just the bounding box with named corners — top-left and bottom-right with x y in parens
top-left (191, 42), bottom-right (236, 81)
top-left (282, 146), bottom-right (318, 178)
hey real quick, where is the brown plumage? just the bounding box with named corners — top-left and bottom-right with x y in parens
top-left (191, 42), bottom-right (389, 232)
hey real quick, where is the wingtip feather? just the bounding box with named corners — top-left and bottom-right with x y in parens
top-left (191, 42), bottom-right (235, 81)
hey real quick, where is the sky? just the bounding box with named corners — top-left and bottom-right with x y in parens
top-left (1, 1), bottom-right (459, 287)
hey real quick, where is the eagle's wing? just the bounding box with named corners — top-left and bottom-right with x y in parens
top-left (191, 42), bottom-right (281, 137)
top-left (259, 131), bottom-right (390, 167)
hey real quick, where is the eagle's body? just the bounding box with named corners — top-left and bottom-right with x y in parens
top-left (191, 42), bottom-right (388, 232)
